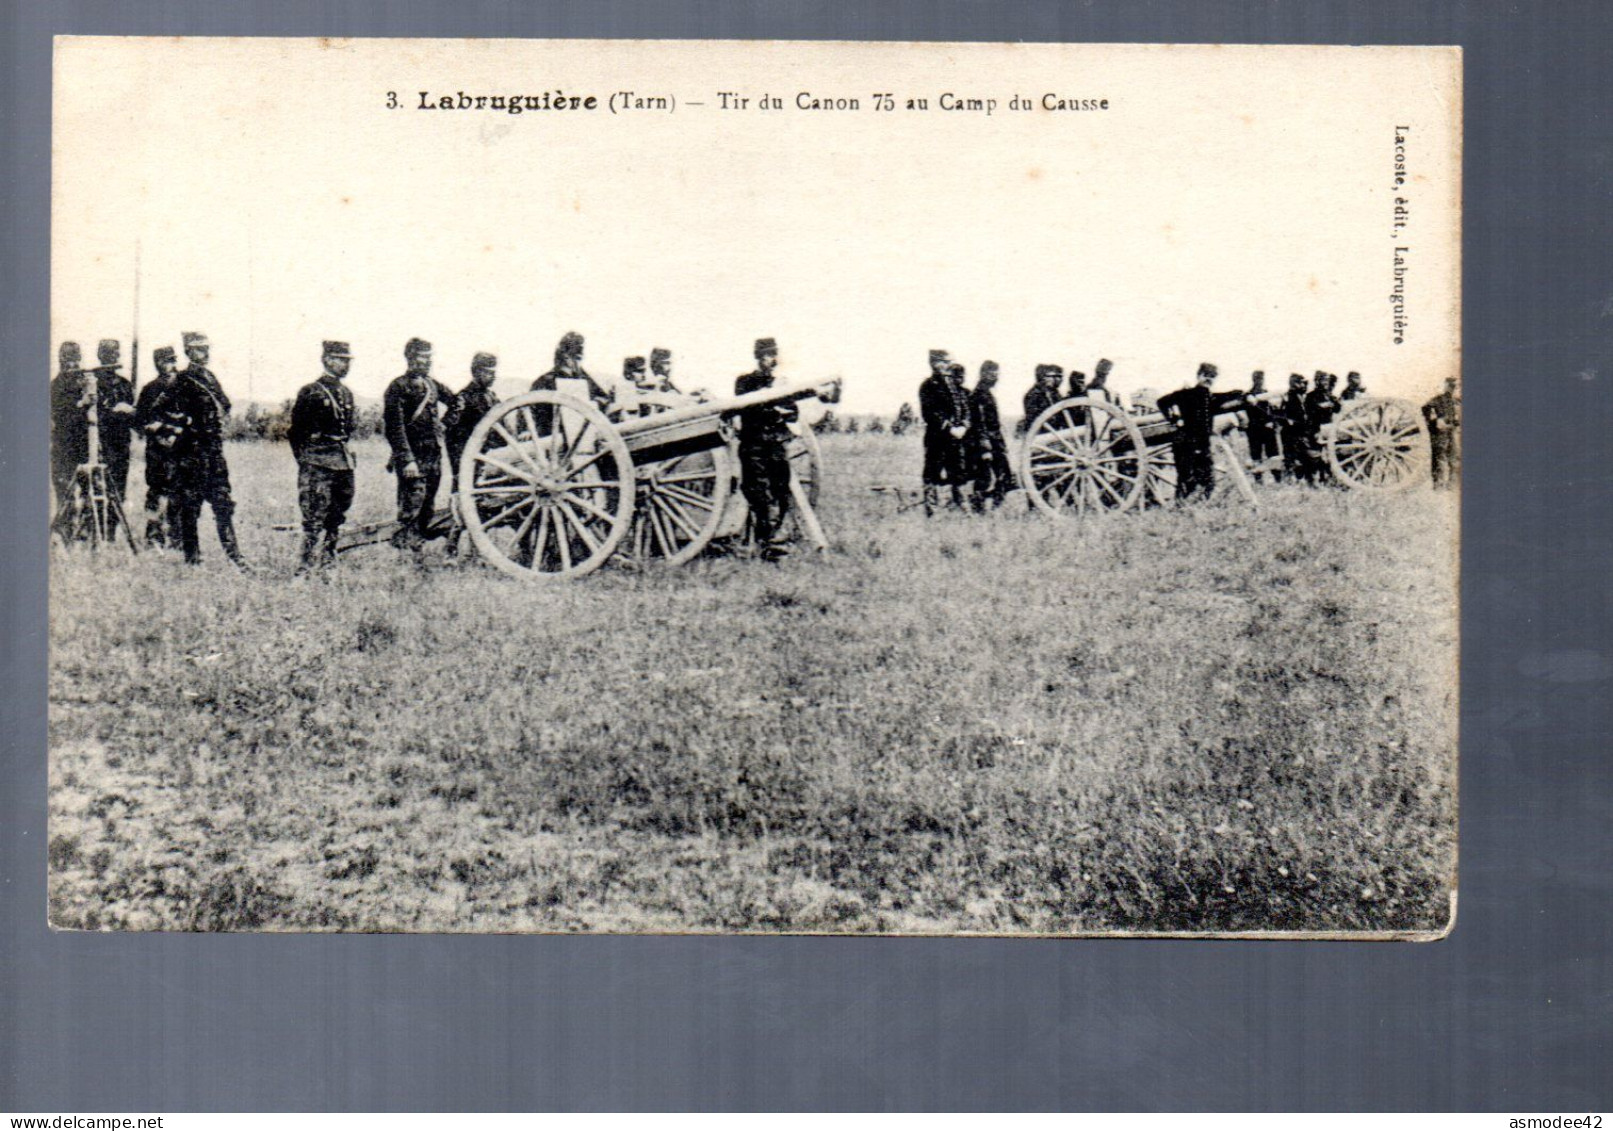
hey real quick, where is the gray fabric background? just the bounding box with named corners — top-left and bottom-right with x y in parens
top-left (3, 0), bottom-right (1609, 1112)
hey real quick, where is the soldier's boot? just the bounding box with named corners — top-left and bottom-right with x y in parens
top-left (322, 527), bottom-right (341, 567)
top-left (294, 531), bottom-right (322, 577)
top-left (216, 511), bottom-right (248, 570)
top-left (144, 511), bottom-right (166, 548)
top-left (923, 485), bottom-right (939, 517)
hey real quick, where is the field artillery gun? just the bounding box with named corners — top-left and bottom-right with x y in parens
top-left (1018, 395), bottom-right (1256, 517)
top-left (1018, 392), bottom-right (1429, 517)
top-left (456, 377), bottom-right (838, 579)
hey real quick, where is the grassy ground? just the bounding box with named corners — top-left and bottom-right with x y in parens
top-left (48, 434), bottom-right (1457, 933)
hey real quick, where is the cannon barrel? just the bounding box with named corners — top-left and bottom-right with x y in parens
top-left (613, 377), bottom-right (841, 439)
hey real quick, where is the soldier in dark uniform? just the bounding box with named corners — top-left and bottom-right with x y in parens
top-left (1066, 368), bottom-right (1087, 402)
top-left (445, 351), bottom-right (500, 485)
top-left (50, 341), bottom-right (90, 516)
top-left (1341, 371), bottom-right (1366, 401)
top-left (731, 337), bottom-right (797, 561)
top-left (968, 360), bottom-right (1015, 511)
top-left (1243, 370), bottom-right (1280, 481)
top-left (1306, 371), bottom-right (1342, 485)
top-left (1085, 358), bottom-right (1120, 407)
top-left (1422, 377), bottom-right (1461, 488)
top-left (1280, 372), bottom-right (1315, 483)
top-left (1156, 363), bottom-right (1243, 500)
top-left (134, 345), bottom-right (184, 546)
top-left (919, 349), bottom-right (971, 515)
top-left (1019, 365), bottom-right (1066, 511)
top-left (169, 331), bottom-right (246, 567)
top-left (90, 340), bottom-right (137, 535)
top-left (383, 337), bottom-right (458, 552)
top-left (622, 356), bottom-right (652, 417)
top-left (1307, 371), bottom-right (1341, 426)
top-left (649, 347), bottom-right (678, 395)
top-left (288, 340), bottom-right (358, 573)
top-left (1020, 363), bottom-right (1064, 436)
top-left (531, 331), bottom-right (613, 432)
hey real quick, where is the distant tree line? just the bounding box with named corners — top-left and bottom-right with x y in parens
top-left (222, 400), bottom-right (386, 442)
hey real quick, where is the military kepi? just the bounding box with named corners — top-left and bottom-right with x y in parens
top-left (754, 337), bottom-right (778, 357)
top-left (405, 337), bottom-right (432, 357)
top-left (322, 340), bottom-right (353, 358)
top-left (182, 331), bottom-right (208, 348)
top-left (153, 345), bottom-right (176, 364)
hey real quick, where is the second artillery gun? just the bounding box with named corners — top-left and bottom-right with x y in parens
top-left (1017, 392), bottom-right (1429, 516)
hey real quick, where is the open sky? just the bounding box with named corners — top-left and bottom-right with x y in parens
top-left (54, 39), bottom-right (1460, 413)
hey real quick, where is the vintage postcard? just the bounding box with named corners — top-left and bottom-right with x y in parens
top-left (48, 38), bottom-right (1460, 934)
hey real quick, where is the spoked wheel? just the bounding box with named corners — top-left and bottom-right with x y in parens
top-left (1326, 397), bottom-right (1429, 491)
top-left (1144, 443), bottom-right (1177, 507)
top-left (1019, 397), bottom-right (1148, 517)
top-left (1139, 434), bottom-right (1258, 507)
top-left (618, 446), bottom-right (734, 568)
top-left (457, 391), bottom-right (634, 580)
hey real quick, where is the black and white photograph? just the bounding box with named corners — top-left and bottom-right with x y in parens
top-left (47, 37), bottom-right (1461, 935)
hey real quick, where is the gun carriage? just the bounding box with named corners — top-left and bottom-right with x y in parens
top-left (1017, 393), bottom-right (1428, 517)
top-left (455, 378), bottom-right (838, 579)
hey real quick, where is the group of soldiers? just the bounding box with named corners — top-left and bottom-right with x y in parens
top-left (50, 333), bottom-right (245, 565)
top-left (280, 331), bottom-right (701, 572)
top-left (50, 328), bottom-right (807, 572)
top-left (51, 331), bottom-right (1464, 572)
top-left (916, 349), bottom-right (1018, 515)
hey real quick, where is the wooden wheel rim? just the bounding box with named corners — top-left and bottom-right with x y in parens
top-left (457, 391), bottom-right (634, 579)
top-left (1018, 397), bottom-right (1148, 518)
top-left (1326, 397), bottom-right (1428, 491)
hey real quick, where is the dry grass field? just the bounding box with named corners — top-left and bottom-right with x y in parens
top-left (48, 433), bottom-right (1457, 934)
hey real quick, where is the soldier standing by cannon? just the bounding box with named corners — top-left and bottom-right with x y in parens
top-left (968, 360), bottom-right (1015, 511)
top-left (649, 347), bottom-right (678, 396)
top-left (1243, 370), bottom-right (1280, 482)
top-left (383, 337), bottom-right (458, 553)
top-left (1280, 372), bottom-right (1316, 483)
top-left (732, 337), bottom-right (797, 561)
top-left (1020, 364), bottom-right (1064, 430)
top-left (133, 345), bottom-right (184, 546)
top-left (1085, 359), bottom-right (1121, 408)
top-left (446, 351), bottom-right (500, 485)
top-left (1306, 371), bottom-right (1343, 485)
top-left (1066, 367), bottom-right (1087, 403)
top-left (1422, 376), bottom-right (1461, 489)
top-left (531, 331), bottom-right (613, 428)
top-left (1342, 371), bottom-right (1367, 401)
top-left (621, 356), bottom-right (652, 417)
top-left (919, 349), bottom-right (971, 515)
top-left (289, 340), bottom-right (358, 574)
top-left (1156, 363), bottom-right (1243, 500)
top-left (169, 332), bottom-right (246, 568)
